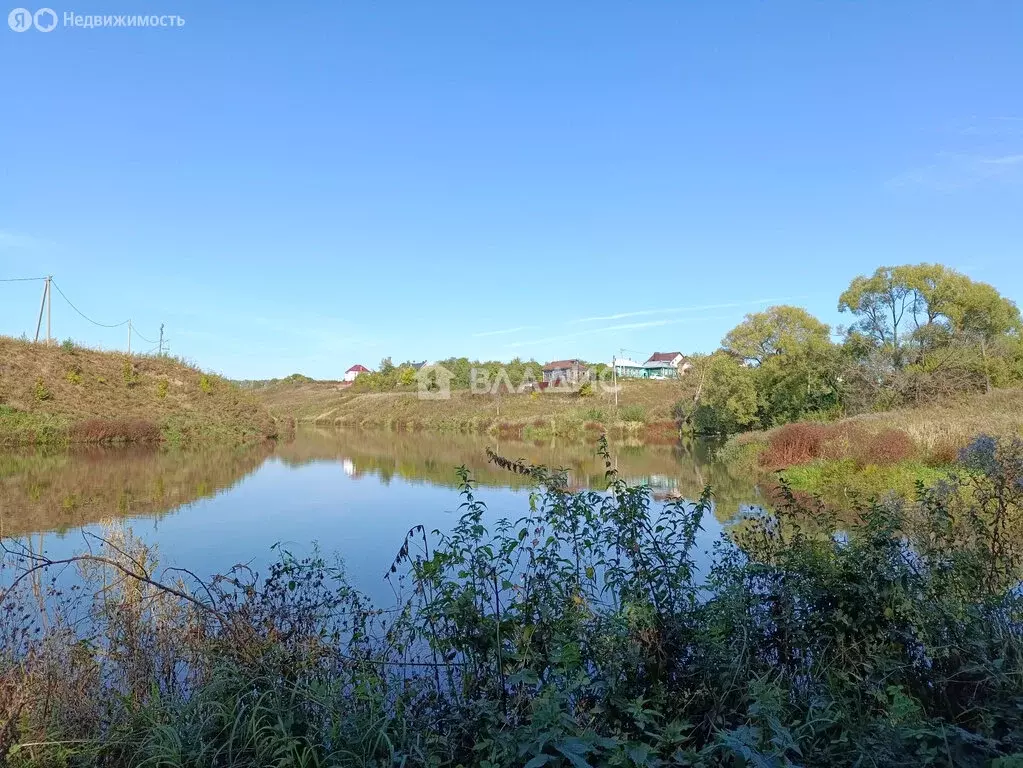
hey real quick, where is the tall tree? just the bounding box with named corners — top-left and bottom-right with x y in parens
top-left (838, 266), bottom-right (921, 365)
top-left (722, 305), bottom-right (832, 365)
top-left (838, 264), bottom-right (1020, 367)
top-left (675, 352), bottom-right (760, 433)
top-left (943, 278), bottom-right (1022, 341)
top-left (720, 306), bottom-right (840, 424)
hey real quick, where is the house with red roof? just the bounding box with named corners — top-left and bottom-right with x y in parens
top-left (343, 364), bottom-right (371, 383)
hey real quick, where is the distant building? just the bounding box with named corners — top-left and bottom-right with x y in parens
top-left (611, 358), bottom-right (645, 378)
top-left (410, 361), bottom-right (434, 371)
top-left (643, 352), bottom-right (687, 379)
top-left (344, 364), bottom-right (371, 383)
top-left (542, 359), bottom-right (587, 386)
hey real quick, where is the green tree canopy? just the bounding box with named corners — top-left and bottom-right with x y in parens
top-left (838, 264), bottom-right (1021, 367)
top-left (681, 352), bottom-right (760, 434)
top-left (721, 305), bottom-right (832, 365)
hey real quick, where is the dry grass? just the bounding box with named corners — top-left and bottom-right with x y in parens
top-left (253, 377), bottom-right (686, 441)
top-left (760, 423), bottom-right (918, 470)
top-left (844, 387), bottom-right (1023, 458)
top-left (0, 336), bottom-right (278, 446)
top-left (743, 387), bottom-right (1023, 470)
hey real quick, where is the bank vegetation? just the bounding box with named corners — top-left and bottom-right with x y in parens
top-left (3, 436), bottom-right (1023, 766)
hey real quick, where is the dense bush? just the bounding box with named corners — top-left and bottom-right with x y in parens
top-left (760, 422), bottom-right (830, 467)
top-left (3, 436), bottom-right (1023, 766)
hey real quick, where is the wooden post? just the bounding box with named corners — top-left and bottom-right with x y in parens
top-left (34, 279), bottom-right (47, 343)
top-left (46, 276), bottom-right (51, 344)
top-left (612, 355), bottom-right (618, 407)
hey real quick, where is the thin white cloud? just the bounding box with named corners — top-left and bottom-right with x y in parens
top-left (508, 320), bottom-right (671, 349)
top-left (889, 152), bottom-right (1023, 192)
top-left (982, 154), bottom-right (1023, 166)
top-left (471, 325), bottom-right (539, 338)
top-left (572, 297), bottom-right (803, 324)
top-left (506, 316), bottom-right (734, 350)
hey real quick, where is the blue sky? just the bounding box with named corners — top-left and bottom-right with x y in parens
top-left (2, 1), bottom-right (1021, 379)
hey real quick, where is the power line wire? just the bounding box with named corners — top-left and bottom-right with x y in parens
top-left (132, 325), bottom-right (159, 345)
top-left (10, 276), bottom-right (166, 354)
top-left (50, 280), bottom-right (129, 329)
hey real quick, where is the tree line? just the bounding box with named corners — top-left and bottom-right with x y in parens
top-left (353, 357), bottom-right (589, 392)
top-left (675, 263), bottom-right (1022, 433)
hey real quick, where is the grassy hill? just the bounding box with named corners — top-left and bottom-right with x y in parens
top-left (252, 377), bottom-right (687, 442)
top-left (0, 336), bottom-right (280, 446)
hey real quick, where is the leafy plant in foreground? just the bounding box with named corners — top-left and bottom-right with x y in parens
top-left (4, 436), bottom-right (1023, 766)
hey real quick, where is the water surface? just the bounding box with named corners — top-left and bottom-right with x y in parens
top-left (1, 429), bottom-right (766, 604)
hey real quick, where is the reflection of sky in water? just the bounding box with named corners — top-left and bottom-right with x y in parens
top-left (22, 456), bottom-right (727, 607)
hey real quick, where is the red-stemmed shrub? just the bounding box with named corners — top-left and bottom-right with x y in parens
top-left (761, 423), bottom-right (829, 469)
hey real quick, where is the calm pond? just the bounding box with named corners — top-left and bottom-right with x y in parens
top-left (0, 429), bottom-right (766, 604)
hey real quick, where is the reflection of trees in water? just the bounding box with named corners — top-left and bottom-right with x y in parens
top-left (276, 428), bottom-right (765, 523)
top-left (0, 444), bottom-right (273, 538)
top-left (0, 431), bottom-right (766, 540)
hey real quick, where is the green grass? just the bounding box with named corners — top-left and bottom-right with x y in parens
top-left (619, 404), bottom-right (647, 423)
top-left (0, 404), bottom-right (73, 446)
top-left (781, 458), bottom-right (952, 501)
top-left (714, 434), bottom-right (765, 473)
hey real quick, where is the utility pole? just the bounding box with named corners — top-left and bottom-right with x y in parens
top-left (612, 354), bottom-right (618, 408)
top-left (34, 281), bottom-right (46, 343)
top-left (128, 319), bottom-right (132, 355)
top-left (34, 276), bottom-right (52, 344)
top-left (46, 275), bottom-right (51, 345)
top-left (158, 323), bottom-right (165, 356)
